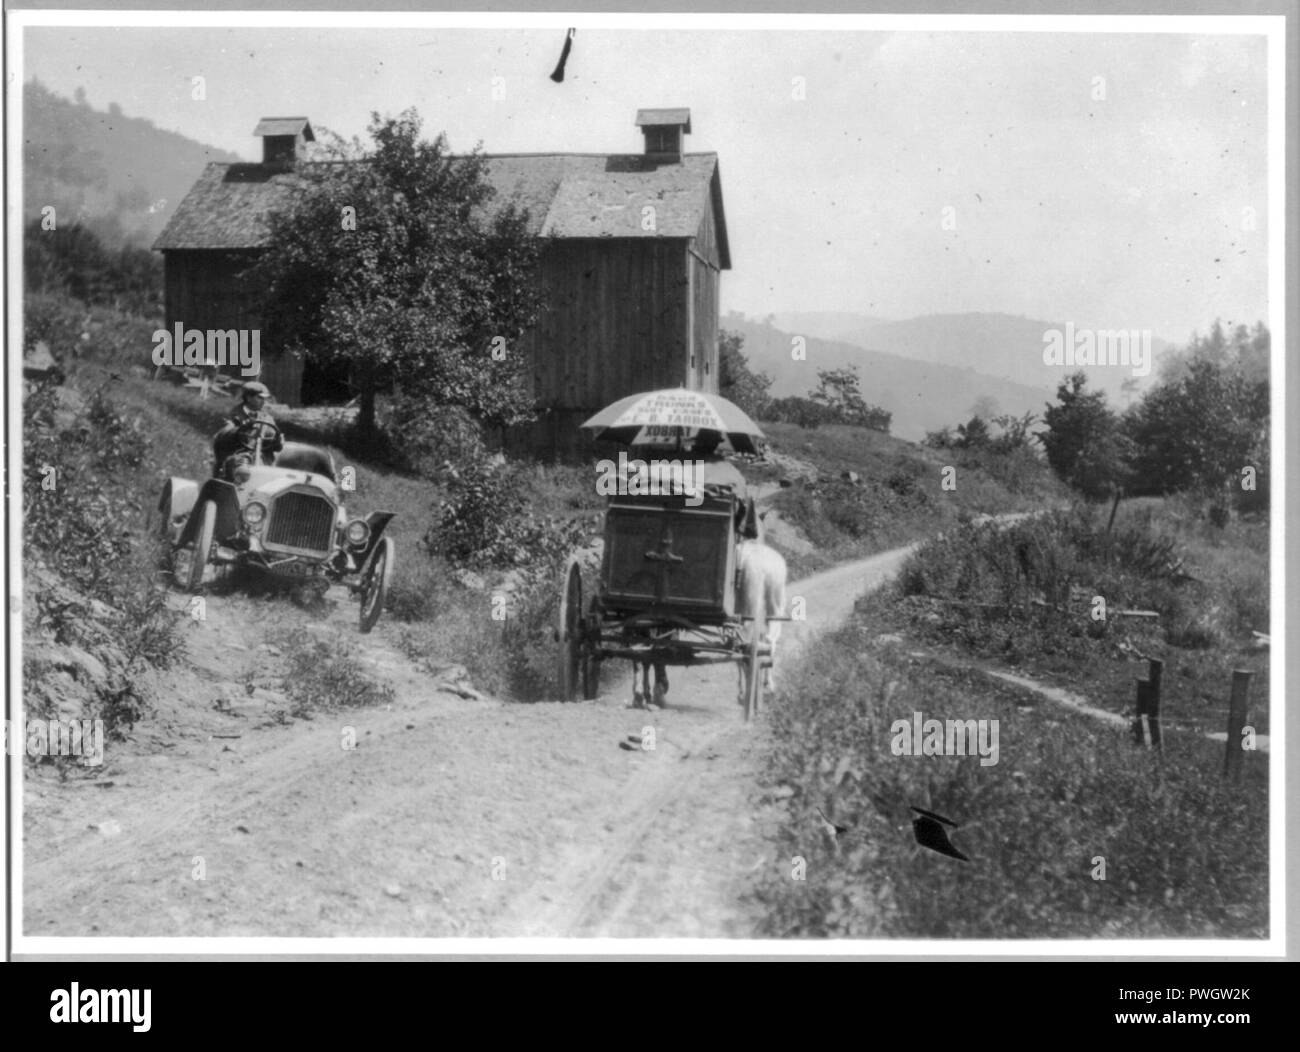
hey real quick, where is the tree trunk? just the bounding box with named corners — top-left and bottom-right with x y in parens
top-left (358, 385), bottom-right (377, 436)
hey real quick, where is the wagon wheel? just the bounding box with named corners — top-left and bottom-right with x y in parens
top-left (187, 500), bottom-right (217, 594)
top-left (556, 557), bottom-right (584, 701)
top-left (581, 595), bottom-right (602, 700)
top-left (358, 536), bottom-right (394, 634)
top-left (742, 627), bottom-right (763, 722)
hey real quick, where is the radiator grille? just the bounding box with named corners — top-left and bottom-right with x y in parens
top-left (265, 491), bottom-right (335, 554)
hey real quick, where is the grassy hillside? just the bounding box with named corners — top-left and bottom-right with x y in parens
top-left (23, 78), bottom-right (240, 248)
top-left (750, 420), bottom-right (1067, 579)
top-left (751, 497), bottom-right (1270, 938)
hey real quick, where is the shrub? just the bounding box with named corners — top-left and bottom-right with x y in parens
top-left (378, 395), bottom-right (484, 479)
top-left (425, 458), bottom-right (590, 570)
top-left (24, 382), bottom-right (149, 600)
top-left (278, 628), bottom-right (396, 715)
top-left (386, 554), bottom-right (454, 623)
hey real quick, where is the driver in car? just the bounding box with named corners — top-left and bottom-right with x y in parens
top-left (215, 381), bottom-right (283, 480)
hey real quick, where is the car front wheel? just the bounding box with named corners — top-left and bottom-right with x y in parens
top-left (359, 536), bottom-right (394, 633)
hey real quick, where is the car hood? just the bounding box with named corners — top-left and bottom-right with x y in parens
top-left (240, 466), bottom-right (339, 503)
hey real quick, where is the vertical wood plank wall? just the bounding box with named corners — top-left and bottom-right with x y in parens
top-left (522, 238), bottom-right (692, 410)
top-left (163, 249), bottom-right (303, 405)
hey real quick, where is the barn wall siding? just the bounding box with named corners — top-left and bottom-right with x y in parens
top-left (691, 249), bottom-right (720, 396)
top-left (163, 212), bottom-right (723, 442)
top-left (695, 187), bottom-right (722, 270)
top-left (521, 238), bottom-right (693, 412)
top-left (161, 249), bottom-right (304, 406)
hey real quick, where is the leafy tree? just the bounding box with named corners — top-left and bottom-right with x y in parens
top-left (1123, 325), bottom-right (1269, 509)
top-left (24, 219), bottom-right (162, 315)
top-left (249, 109), bottom-right (544, 436)
top-left (1039, 372), bottom-right (1129, 500)
top-left (923, 425), bottom-right (955, 450)
top-left (25, 220), bottom-right (111, 301)
top-left (988, 411), bottom-right (1038, 455)
top-left (809, 364), bottom-right (891, 433)
top-left (717, 329), bottom-right (772, 419)
top-left (811, 366), bottom-right (864, 419)
top-left (955, 415), bottom-right (991, 449)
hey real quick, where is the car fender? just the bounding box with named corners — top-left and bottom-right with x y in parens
top-left (178, 478), bottom-right (242, 548)
top-left (159, 477), bottom-right (199, 534)
top-left (357, 511), bottom-right (396, 568)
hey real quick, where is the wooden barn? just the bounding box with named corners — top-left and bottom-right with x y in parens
top-left (153, 108), bottom-right (731, 455)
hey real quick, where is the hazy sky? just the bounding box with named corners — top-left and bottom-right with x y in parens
top-left (20, 22), bottom-right (1271, 344)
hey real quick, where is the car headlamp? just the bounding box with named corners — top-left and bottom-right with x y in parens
top-left (243, 501), bottom-right (267, 526)
top-left (345, 520), bottom-right (370, 547)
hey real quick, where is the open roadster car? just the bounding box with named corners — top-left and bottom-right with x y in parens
top-left (154, 421), bottom-right (396, 633)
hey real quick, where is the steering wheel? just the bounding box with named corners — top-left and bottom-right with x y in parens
top-left (246, 419), bottom-right (282, 446)
top-left (241, 419), bottom-right (281, 459)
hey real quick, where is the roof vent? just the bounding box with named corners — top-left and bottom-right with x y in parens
top-left (254, 116), bottom-right (315, 167)
top-left (635, 108), bottom-right (690, 165)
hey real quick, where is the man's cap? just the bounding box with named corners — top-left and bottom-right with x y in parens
top-left (241, 381), bottom-right (271, 399)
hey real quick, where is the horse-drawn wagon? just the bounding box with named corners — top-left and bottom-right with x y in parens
top-left (556, 389), bottom-right (785, 720)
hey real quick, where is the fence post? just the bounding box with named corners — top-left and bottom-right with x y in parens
top-left (1223, 669), bottom-right (1253, 781)
top-left (1132, 658), bottom-right (1163, 749)
top-left (1147, 659), bottom-right (1163, 750)
top-left (1132, 679), bottom-right (1149, 746)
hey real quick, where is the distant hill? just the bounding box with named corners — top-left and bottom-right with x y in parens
top-left (722, 313), bottom-right (1063, 444)
top-left (735, 309), bottom-right (1174, 416)
top-left (23, 78), bottom-right (241, 249)
top-left (768, 311), bottom-right (893, 341)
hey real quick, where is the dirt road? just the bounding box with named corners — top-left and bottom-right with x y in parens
top-left (23, 543), bottom-right (920, 941)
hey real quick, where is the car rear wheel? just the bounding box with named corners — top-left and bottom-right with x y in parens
top-left (359, 536), bottom-right (394, 634)
top-left (188, 500), bottom-right (217, 593)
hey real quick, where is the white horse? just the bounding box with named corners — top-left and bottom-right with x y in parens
top-left (735, 533), bottom-right (787, 703)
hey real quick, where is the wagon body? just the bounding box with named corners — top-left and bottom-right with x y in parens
top-left (599, 491), bottom-right (737, 621)
top-left (558, 486), bottom-right (772, 720)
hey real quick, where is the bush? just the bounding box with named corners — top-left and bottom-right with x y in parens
top-left (766, 395), bottom-right (832, 429)
top-left (24, 293), bottom-right (86, 359)
top-left (23, 376), bottom-right (186, 746)
top-left (386, 554), bottom-right (454, 623)
top-left (425, 458), bottom-right (590, 570)
top-left (378, 395), bottom-right (484, 479)
top-left (24, 382), bottom-right (149, 599)
top-left (277, 628), bottom-right (396, 716)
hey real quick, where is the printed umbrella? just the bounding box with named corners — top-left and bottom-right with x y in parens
top-left (580, 388), bottom-right (765, 454)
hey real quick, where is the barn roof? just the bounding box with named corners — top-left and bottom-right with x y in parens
top-left (153, 152), bottom-right (730, 267)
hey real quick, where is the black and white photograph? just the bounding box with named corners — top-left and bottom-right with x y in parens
top-left (5, 6), bottom-right (1289, 967)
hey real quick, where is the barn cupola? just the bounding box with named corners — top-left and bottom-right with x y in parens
top-left (635, 108), bottom-right (691, 165)
top-left (254, 116), bottom-right (315, 168)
